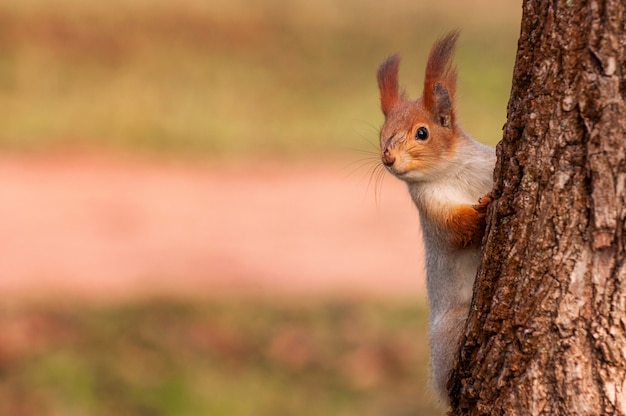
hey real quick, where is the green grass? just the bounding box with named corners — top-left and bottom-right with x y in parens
top-left (0, 0), bottom-right (520, 157)
top-left (0, 299), bottom-right (444, 416)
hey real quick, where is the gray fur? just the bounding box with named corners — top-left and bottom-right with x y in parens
top-left (407, 133), bottom-right (495, 402)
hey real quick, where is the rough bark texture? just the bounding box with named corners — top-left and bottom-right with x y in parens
top-left (448, 0), bottom-right (626, 414)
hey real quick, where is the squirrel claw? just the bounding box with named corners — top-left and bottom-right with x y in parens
top-left (472, 192), bottom-right (492, 214)
top-left (465, 192), bottom-right (492, 247)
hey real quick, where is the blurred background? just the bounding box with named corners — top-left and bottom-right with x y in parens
top-left (0, 0), bottom-right (520, 414)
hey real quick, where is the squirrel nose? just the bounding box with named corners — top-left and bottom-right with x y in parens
top-left (381, 150), bottom-right (395, 166)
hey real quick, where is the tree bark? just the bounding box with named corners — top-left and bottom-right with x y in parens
top-left (448, 0), bottom-right (626, 414)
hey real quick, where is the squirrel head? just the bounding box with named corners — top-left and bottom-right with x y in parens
top-left (377, 30), bottom-right (460, 182)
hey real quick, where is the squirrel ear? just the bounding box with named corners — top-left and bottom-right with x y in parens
top-left (432, 82), bottom-right (454, 128)
top-left (377, 54), bottom-right (401, 117)
top-left (423, 31), bottom-right (459, 128)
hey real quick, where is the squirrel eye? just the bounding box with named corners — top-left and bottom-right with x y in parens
top-left (415, 126), bottom-right (429, 140)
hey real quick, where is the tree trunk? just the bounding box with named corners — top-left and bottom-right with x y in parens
top-left (448, 0), bottom-right (626, 414)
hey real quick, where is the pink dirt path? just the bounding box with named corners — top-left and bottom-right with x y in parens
top-left (0, 154), bottom-right (426, 301)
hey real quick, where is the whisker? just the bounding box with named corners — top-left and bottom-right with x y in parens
top-left (363, 138), bottom-right (380, 153)
top-left (351, 126), bottom-right (381, 151)
top-left (345, 147), bottom-right (379, 156)
top-left (341, 156), bottom-right (381, 178)
top-left (343, 141), bottom-right (379, 155)
top-left (363, 162), bottom-right (387, 206)
top-left (374, 163), bottom-right (387, 205)
top-left (352, 121), bottom-right (381, 136)
top-left (346, 122), bottom-right (393, 206)
top-left (366, 162), bottom-right (385, 205)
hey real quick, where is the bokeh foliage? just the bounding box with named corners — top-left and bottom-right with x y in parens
top-left (0, 299), bottom-right (444, 416)
top-left (0, 0), bottom-right (520, 156)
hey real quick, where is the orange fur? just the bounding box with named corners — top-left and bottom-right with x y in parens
top-left (445, 204), bottom-right (485, 248)
top-left (422, 31), bottom-right (459, 122)
top-left (377, 99), bottom-right (458, 177)
top-left (376, 32), bottom-right (461, 179)
top-left (377, 54), bottom-right (401, 116)
top-left (375, 31), bottom-right (489, 248)
top-left (441, 193), bottom-right (491, 248)
top-left (419, 192), bottom-right (490, 249)
top-left (375, 31), bottom-right (496, 404)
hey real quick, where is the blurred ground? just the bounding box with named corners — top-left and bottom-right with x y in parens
top-left (0, 153), bottom-right (425, 301)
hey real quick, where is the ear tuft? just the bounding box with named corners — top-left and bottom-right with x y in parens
top-left (377, 54), bottom-right (401, 117)
top-left (423, 30), bottom-right (459, 127)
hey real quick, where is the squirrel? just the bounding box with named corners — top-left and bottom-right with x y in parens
top-left (376, 30), bottom-right (496, 404)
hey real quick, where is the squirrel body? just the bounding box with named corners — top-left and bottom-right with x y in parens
top-left (376, 31), bottom-right (496, 403)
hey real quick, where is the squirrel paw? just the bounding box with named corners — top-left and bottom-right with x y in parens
top-left (466, 192), bottom-right (492, 247)
top-left (456, 192), bottom-right (491, 247)
top-left (447, 193), bottom-right (492, 249)
top-left (472, 192), bottom-right (492, 215)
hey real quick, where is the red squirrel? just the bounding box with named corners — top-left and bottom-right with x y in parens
top-left (376, 30), bottom-right (495, 403)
